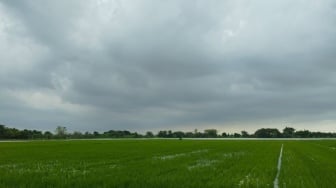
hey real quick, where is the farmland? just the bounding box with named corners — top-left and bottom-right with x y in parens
top-left (0, 139), bottom-right (335, 188)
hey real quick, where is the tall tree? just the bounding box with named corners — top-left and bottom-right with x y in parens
top-left (283, 127), bottom-right (295, 138)
top-left (55, 126), bottom-right (67, 138)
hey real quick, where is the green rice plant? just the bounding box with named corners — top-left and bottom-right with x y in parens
top-left (280, 140), bottom-right (336, 188)
top-left (0, 139), bottom-right (334, 188)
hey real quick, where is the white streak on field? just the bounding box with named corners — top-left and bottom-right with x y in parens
top-left (188, 159), bottom-right (218, 170)
top-left (154, 149), bottom-right (208, 160)
top-left (273, 144), bottom-right (284, 188)
top-left (0, 160), bottom-right (120, 176)
top-left (155, 153), bottom-right (187, 160)
top-left (222, 151), bottom-right (245, 158)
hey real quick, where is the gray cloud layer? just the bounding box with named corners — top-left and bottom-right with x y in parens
top-left (1, 0), bottom-right (336, 133)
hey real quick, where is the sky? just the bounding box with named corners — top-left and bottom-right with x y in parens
top-left (1, 0), bottom-right (336, 134)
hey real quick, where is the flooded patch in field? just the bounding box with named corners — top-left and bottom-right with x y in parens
top-left (188, 159), bottom-right (218, 170)
top-left (154, 149), bottom-right (208, 160)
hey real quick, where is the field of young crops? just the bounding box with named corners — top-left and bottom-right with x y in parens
top-left (0, 139), bottom-right (335, 188)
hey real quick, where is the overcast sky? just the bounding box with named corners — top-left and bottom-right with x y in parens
top-left (1, 0), bottom-right (336, 133)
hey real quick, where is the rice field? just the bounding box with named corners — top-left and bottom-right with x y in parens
top-left (0, 139), bottom-right (335, 188)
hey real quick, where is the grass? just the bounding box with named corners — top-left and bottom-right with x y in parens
top-left (280, 140), bottom-right (336, 187)
top-left (0, 139), bottom-right (335, 188)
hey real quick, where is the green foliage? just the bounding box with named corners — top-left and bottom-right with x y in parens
top-left (204, 129), bottom-right (218, 138)
top-left (254, 128), bottom-right (282, 138)
top-left (283, 127), bottom-right (295, 138)
top-left (0, 124), bottom-right (335, 140)
top-left (241, 131), bottom-right (249, 138)
top-left (0, 125), bottom-right (43, 139)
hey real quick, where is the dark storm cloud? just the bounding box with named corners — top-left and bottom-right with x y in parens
top-left (1, 0), bottom-right (336, 132)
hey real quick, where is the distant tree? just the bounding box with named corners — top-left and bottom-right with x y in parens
top-left (204, 129), bottom-right (218, 138)
top-left (31, 130), bottom-right (43, 139)
top-left (72, 131), bottom-right (83, 138)
top-left (221, 132), bottom-right (228, 137)
top-left (4, 127), bottom-right (20, 139)
top-left (145, 131), bottom-right (154, 138)
top-left (157, 130), bottom-right (168, 138)
top-left (93, 131), bottom-right (100, 137)
top-left (295, 130), bottom-right (311, 138)
top-left (104, 130), bottom-right (120, 137)
top-left (167, 130), bottom-right (173, 138)
top-left (0, 125), bottom-right (5, 138)
top-left (194, 131), bottom-right (203, 138)
top-left (122, 130), bottom-right (131, 136)
top-left (254, 128), bottom-right (281, 138)
top-left (2, 124), bottom-right (336, 140)
top-left (55, 126), bottom-right (67, 138)
top-left (283, 127), bottom-right (295, 138)
top-left (20, 129), bottom-right (31, 139)
top-left (84, 131), bottom-right (93, 138)
top-left (173, 131), bottom-right (184, 139)
top-left (132, 132), bottom-right (140, 138)
top-left (233, 133), bottom-right (241, 138)
top-left (185, 132), bottom-right (194, 138)
top-left (44, 131), bottom-right (53, 139)
top-left (241, 131), bottom-right (249, 138)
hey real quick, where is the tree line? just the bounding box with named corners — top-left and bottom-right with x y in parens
top-left (0, 124), bottom-right (335, 140)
